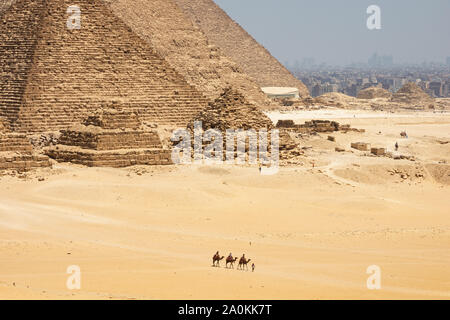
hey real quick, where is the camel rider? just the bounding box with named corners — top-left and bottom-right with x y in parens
top-left (228, 253), bottom-right (233, 259)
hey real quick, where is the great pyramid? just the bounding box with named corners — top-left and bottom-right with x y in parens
top-left (105, 0), bottom-right (272, 107)
top-left (0, 0), bottom-right (209, 133)
top-left (173, 0), bottom-right (310, 98)
top-left (190, 87), bottom-right (273, 132)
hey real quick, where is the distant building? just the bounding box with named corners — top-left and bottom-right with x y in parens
top-left (418, 81), bottom-right (429, 92)
top-left (357, 78), bottom-right (370, 86)
top-left (424, 88), bottom-right (435, 97)
top-left (429, 82), bottom-right (443, 97)
top-left (301, 57), bottom-right (316, 69)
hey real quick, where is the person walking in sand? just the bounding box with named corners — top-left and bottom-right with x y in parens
top-left (252, 263), bottom-right (255, 272)
top-left (395, 142), bottom-right (399, 151)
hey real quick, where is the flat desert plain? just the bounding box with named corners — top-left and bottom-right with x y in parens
top-left (1, 110), bottom-right (449, 299)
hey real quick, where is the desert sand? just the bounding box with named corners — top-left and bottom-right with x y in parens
top-left (0, 110), bottom-right (449, 300)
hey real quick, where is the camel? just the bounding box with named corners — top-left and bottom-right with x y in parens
top-left (238, 257), bottom-right (251, 271)
top-left (212, 253), bottom-right (224, 267)
top-left (226, 256), bottom-right (238, 269)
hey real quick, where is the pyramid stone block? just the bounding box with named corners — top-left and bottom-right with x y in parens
top-left (188, 87), bottom-right (297, 155)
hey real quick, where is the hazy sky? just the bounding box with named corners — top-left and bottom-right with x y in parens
top-left (213, 0), bottom-right (450, 66)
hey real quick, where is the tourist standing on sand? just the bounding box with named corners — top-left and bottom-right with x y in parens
top-left (395, 142), bottom-right (399, 151)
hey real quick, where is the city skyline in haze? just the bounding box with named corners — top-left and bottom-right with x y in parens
top-left (213, 0), bottom-right (450, 68)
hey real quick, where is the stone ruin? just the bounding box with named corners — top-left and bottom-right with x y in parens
top-left (45, 109), bottom-right (172, 168)
top-left (351, 142), bottom-right (370, 151)
top-left (371, 147), bottom-right (386, 156)
top-left (0, 0), bottom-right (310, 170)
top-left (276, 120), bottom-right (365, 134)
top-left (105, 0), bottom-right (273, 107)
top-left (0, 118), bottom-right (51, 171)
top-left (173, 0), bottom-right (310, 98)
top-left (357, 87), bottom-right (392, 99)
top-left (391, 83), bottom-right (434, 108)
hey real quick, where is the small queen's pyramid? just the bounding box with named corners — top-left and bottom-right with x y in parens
top-left (45, 108), bottom-right (172, 167)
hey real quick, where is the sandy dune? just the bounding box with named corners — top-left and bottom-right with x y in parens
top-left (0, 111), bottom-right (449, 300)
